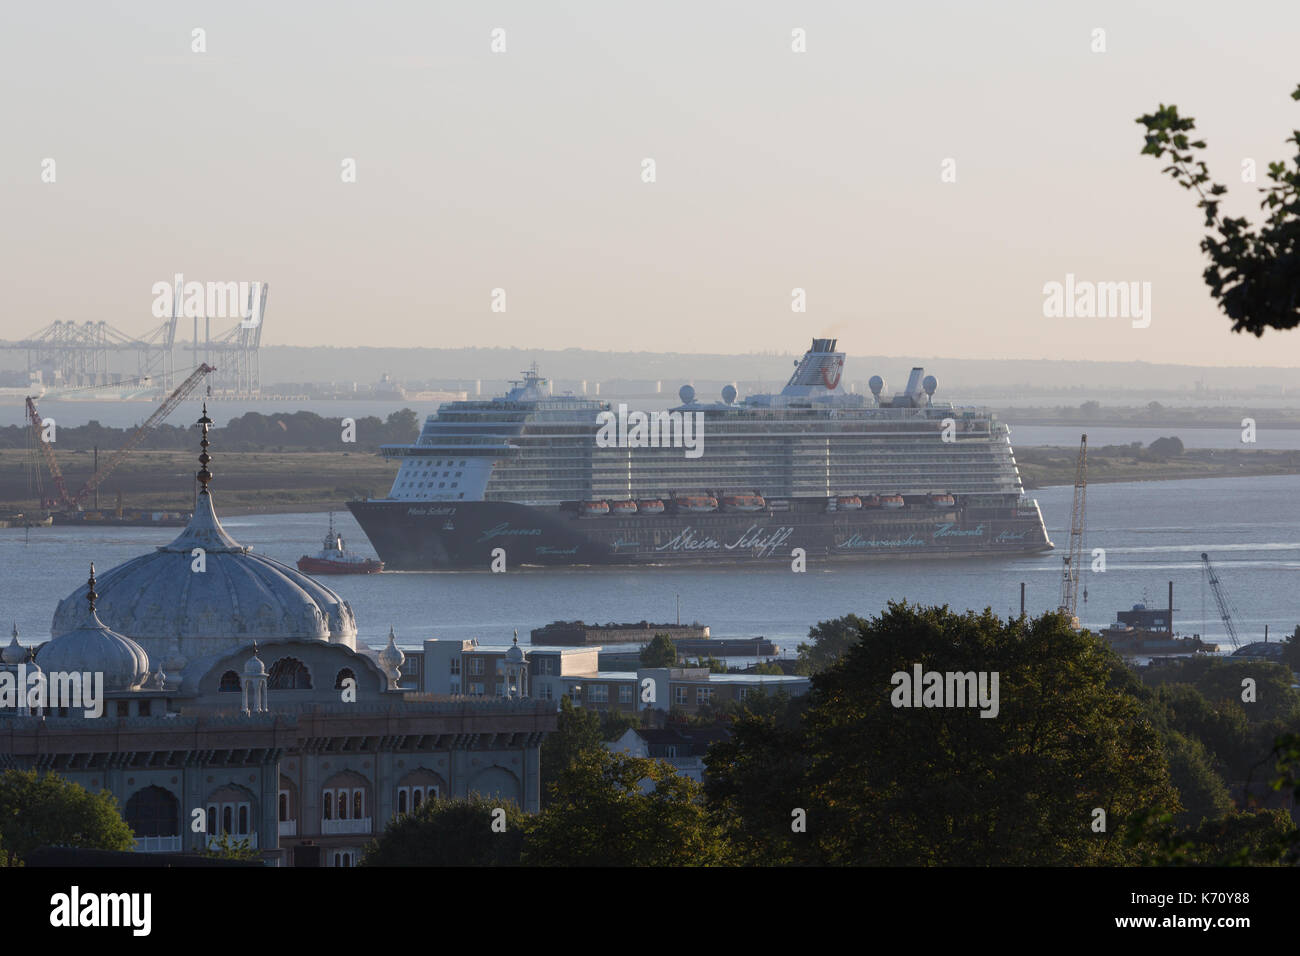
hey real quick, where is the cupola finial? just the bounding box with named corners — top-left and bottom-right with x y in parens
top-left (86, 563), bottom-right (98, 613)
top-left (197, 402), bottom-right (214, 494)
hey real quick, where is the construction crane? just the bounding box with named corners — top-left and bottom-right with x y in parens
top-left (1200, 552), bottom-right (1242, 651)
top-left (26, 363), bottom-right (215, 511)
top-left (1058, 433), bottom-right (1088, 619)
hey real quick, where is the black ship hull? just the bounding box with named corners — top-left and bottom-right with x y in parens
top-left (347, 497), bottom-right (1053, 570)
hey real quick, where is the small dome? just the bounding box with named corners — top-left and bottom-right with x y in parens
top-left (243, 645), bottom-right (267, 677)
top-left (49, 412), bottom-right (357, 654)
top-left (378, 627), bottom-right (405, 669)
top-left (2, 624), bottom-right (25, 666)
top-left (505, 634), bottom-right (525, 663)
top-left (36, 567), bottom-right (151, 693)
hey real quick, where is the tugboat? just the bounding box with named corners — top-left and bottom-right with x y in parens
top-left (298, 514), bottom-right (384, 575)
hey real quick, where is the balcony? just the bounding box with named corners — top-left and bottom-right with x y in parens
top-left (135, 835), bottom-right (182, 853)
top-left (321, 817), bottom-right (372, 835)
top-left (279, 819), bottom-right (297, 837)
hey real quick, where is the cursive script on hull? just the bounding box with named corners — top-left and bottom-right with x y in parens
top-left (655, 525), bottom-right (794, 558)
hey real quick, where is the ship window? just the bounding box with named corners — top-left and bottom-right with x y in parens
top-left (459, 460), bottom-right (466, 466)
top-left (439, 482), bottom-right (445, 488)
top-left (458, 494), bottom-right (464, 499)
top-left (451, 483), bottom-right (458, 488)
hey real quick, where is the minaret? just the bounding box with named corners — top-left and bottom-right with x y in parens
top-left (504, 632), bottom-right (527, 700)
top-left (241, 642), bottom-right (268, 715)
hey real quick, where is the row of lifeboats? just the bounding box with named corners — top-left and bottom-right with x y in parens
top-left (833, 493), bottom-right (956, 510)
top-left (580, 494), bottom-right (766, 516)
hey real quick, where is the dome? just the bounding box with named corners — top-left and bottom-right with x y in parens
top-left (37, 567), bottom-right (151, 693)
top-left (49, 410), bottom-right (357, 659)
top-left (378, 627), bottom-right (405, 670)
top-left (505, 634), bottom-right (525, 664)
top-left (2, 625), bottom-right (25, 666)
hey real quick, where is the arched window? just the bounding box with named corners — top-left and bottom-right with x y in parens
top-left (222, 806), bottom-right (233, 834)
top-left (218, 670), bottom-right (241, 692)
top-left (268, 657), bottom-right (312, 690)
top-left (411, 789), bottom-right (422, 811)
top-left (322, 792), bottom-right (333, 820)
top-left (279, 792), bottom-right (289, 822)
top-left (125, 786), bottom-right (179, 838)
top-left (338, 790), bottom-right (349, 820)
top-left (334, 668), bottom-right (356, 690)
top-left (397, 789), bottom-right (407, 814)
top-left (352, 790), bottom-right (363, 819)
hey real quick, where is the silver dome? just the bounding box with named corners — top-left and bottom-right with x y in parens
top-left (37, 606), bottom-right (151, 693)
top-left (50, 493), bottom-right (357, 659)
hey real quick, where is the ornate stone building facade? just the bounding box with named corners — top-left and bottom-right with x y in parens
top-left (0, 410), bottom-right (554, 866)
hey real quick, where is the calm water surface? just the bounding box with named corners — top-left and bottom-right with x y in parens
top-left (2, 474), bottom-right (1298, 655)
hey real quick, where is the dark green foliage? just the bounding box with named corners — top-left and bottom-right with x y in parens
top-left (710, 605), bottom-right (1182, 865)
top-left (0, 770), bottom-right (135, 861)
top-left (795, 613), bottom-right (868, 675)
top-left (639, 633), bottom-right (678, 668)
top-left (539, 695), bottom-right (603, 808)
top-left (361, 796), bottom-right (527, 866)
top-left (523, 750), bottom-right (734, 866)
top-left (1136, 87), bottom-right (1300, 336)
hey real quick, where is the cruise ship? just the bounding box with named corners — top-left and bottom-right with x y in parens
top-left (347, 339), bottom-right (1053, 569)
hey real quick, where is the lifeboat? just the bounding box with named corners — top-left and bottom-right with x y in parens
top-left (580, 500), bottom-right (610, 516)
top-left (928, 494), bottom-right (956, 508)
top-left (637, 499), bottom-right (665, 515)
top-left (880, 494), bottom-right (905, 509)
top-left (610, 500), bottom-right (638, 515)
top-left (835, 496), bottom-right (862, 510)
top-left (861, 495), bottom-right (882, 508)
top-left (676, 495), bottom-right (718, 513)
top-left (721, 493), bottom-right (766, 512)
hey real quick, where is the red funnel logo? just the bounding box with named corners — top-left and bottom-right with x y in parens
top-left (821, 357), bottom-right (843, 389)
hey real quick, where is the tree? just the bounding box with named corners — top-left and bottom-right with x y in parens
top-left (1148, 436), bottom-right (1184, 458)
top-left (1136, 86), bottom-right (1300, 336)
top-left (201, 831), bottom-right (260, 862)
top-left (0, 770), bottom-right (135, 862)
top-left (705, 695), bottom-right (815, 865)
top-left (640, 633), bottom-right (678, 668)
top-left (362, 796), bottom-right (527, 866)
top-left (539, 695), bottom-right (603, 807)
top-left (523, 749), bottom-right (734, 866)
top-left (795, 614), bottom-right (868, 675)
top-left (713, 605), bottom-right (1182, 865)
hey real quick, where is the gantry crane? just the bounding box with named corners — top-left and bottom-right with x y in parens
top-left (1200, 552), bottom-right (1242, 651)
top-left (26, 363), bottom-right (215, 511)
top-left (1058, 433), bottom-right (1088, 619)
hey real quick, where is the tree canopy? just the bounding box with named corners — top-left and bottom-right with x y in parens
top-left (639, 633), bottom-right (678, 668)
top-left (0, 770), bottom-right (135, 861)
top-left (710, 604), bottom-right (1182, 865)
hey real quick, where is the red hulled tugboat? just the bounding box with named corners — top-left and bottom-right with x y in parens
top-left (298, 513), bottom-right (384, 575)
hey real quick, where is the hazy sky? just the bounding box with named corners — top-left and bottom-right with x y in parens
top-left (4, 0), bottom-right (1300, 366)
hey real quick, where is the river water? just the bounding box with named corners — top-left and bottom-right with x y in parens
top-left (1, 474), bottom-right (1297, 655)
